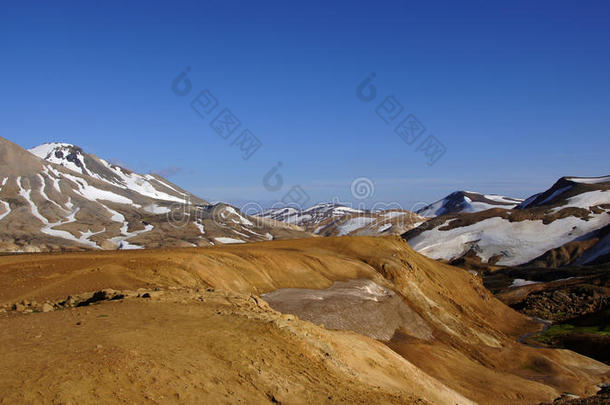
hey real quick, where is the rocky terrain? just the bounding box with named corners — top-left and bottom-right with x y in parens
top-left (0, 236), bottom-right (607, 404)
top-left (0, 137), bottom-right (310, 252)
top-left (540, 386), bottom-right (610, 405)
top-left (482, 264), bottom-right (610, 365)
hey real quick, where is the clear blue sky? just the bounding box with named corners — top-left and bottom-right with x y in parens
top-left (2, 0), bottom-right (609, 210)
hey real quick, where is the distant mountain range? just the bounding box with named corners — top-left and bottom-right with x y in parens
top-left (2, 136), bottom-right (609, 266)
top-left (261, 178), bottom-right (610, 267)
top-left (258, 203), bottom-right (425, 236)
top-left (0, 137), bottom-right (308, 252)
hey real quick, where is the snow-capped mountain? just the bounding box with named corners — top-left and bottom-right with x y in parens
top-left (314, 209), bottom-right (425, 236)
top-left (0, 137), bottom-right (309, 252)
top-left (28, 142), bottom-right (191, 203)
top-left (416, 191), bottom-right (523, 217)
top-left (259, 203), bottom-right (425, 236)
top-left (259, 203), bottom-right (364, 229)
top-left (405, 176), bottom-right (610, 266)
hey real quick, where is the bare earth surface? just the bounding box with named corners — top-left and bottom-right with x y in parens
top-left (0, 236), bottom-right (608, 404)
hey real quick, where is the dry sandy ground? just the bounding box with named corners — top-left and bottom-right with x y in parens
top-left (0, 236), bottom-right (608, 404)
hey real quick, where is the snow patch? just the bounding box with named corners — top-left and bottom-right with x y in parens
top-left (109, 223), bottom-right (154, 250)
top-left (17, 177), bottom-right (50, 225)
top-left (62, 173), bottom-right (133, 204)
top-left (0, 178), bottom-right (9, 222)
top-left (550, 190), bottom-right (610, 213)
top-left (143, 204), bottom-right (171, 215)
top-left (102, 205), bottom-right (125, 223)
top-left (214, 237), bottom-right (245, 244)
top-left (224, 206), bottom-right (254, 226)
top-left (510, 279), bottom-right (540, 288)
top-left (377, 223), bottom-right (393, 232)
top-left (194, 221), bottom-right (205, 234)
top-left (107, 166), bottom-right (185, 203)
top-left (337, 217), bottom-right (376, 236)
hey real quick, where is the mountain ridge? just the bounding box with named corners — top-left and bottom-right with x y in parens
top-left (404, 175), bottom-right (610, 266)
top-left (416, 190), bottom-right (523, 217)
top-left (258, 202), bottom-right (425, 236)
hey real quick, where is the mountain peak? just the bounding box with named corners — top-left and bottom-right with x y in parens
top-left (417, 190), bottom-right (522, 217)
top-left (29, 142), bottom-right (90, 176)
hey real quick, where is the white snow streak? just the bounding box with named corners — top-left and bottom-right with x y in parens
top-left (214, 237), bottom-right (245, 244)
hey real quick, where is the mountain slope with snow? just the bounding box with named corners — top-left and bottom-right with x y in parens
top-left (0, 137), bottom-right (310, 252)
top-left (259, 203), bottom-right (424, 236)
top-left (405, 176), bottom-right (610, 266)
top-left (29, 143), bottom-right (192, 203)
top-left (416, 191), bottom-right (523, 217)
top-left (259, 203), bottom-right (364, 228)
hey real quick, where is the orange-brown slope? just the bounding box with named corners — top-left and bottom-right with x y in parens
top-left (0, 236), bottom-right (607, 404)
top-left (0, 290), bottom-right (467, 405)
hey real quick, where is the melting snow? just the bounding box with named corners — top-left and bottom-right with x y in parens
top-left (0, 178), bottom-right (9, 222)
top-left (510, 279), bottom-right (540, 288)
top-left (378, 223), bottom-right (393, 232)
top-left (16, 183), bottom-right (101, 249)
top-left (102, 205), bottom-right (125, 222)
top-left (214, 237), bottom-right (245, 244)
top-left (17, 177), bottom-right (50, 225)
top-left (41, 208), bottom-right (101, 249)
top-left (36, 174), bottom-right (66, 210)
top-left (145, 175), bottom-right (182, 194)
top-left (62, 173), bottom-right (133, 204)
top-left (550, 190), bottom-right (610, 213)
top-left (143, 204), bottom-right (171, 215)
top-left (107, 166), bottom-right (185, 203)
top-left (194, 221), bottom-right (205, 234)
top-left (109, 223), bottom-right (154, 250)
top-left (225, 206), bottom-right (253, 226)
top-left (409, 213), bottom-right (610, 266)
top-left (0, 200), bottom-right (9, 222)
top-left (337, 217), bottom-right (376, 236)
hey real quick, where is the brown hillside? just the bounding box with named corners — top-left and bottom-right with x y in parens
top-left (0, 236), bottom-right (607, 404)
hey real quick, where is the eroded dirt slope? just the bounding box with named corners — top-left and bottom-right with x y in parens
top-left (0, 236), bottom-right (608, 404)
